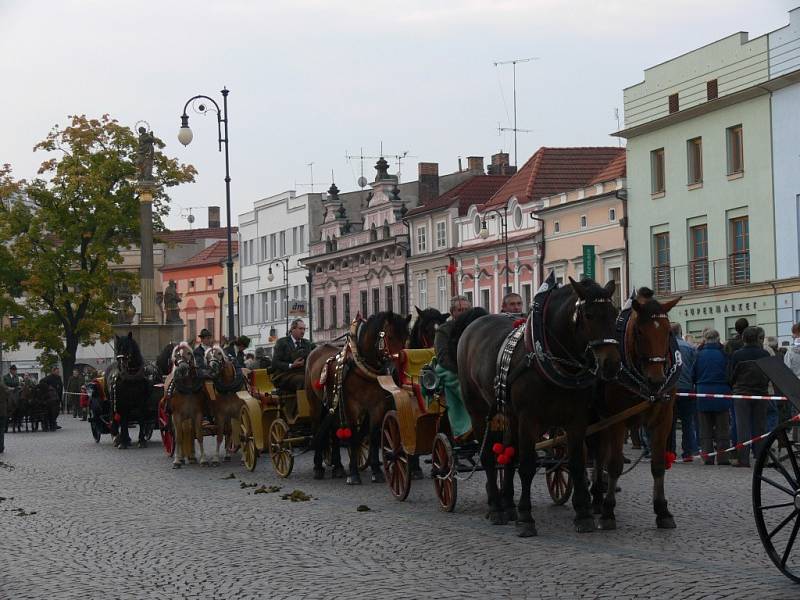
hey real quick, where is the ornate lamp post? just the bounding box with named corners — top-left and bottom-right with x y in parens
top-left (267, 258), bottom-right (290, 335)
top-left (177, 87), bottom-right (235, 341)
top-left (479, 204), bottom-right (511, 292)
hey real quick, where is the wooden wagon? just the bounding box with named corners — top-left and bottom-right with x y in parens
top-left (378, 349), bottom-right (573, 511)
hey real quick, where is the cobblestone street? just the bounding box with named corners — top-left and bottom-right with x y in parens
top-left (0, 417), bottom-right (797, 599)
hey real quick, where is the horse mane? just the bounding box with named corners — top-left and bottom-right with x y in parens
top-left (156, 342), bottom-right (177, 375)
top-left (410, 307), bottom-right (447, 348)
top-left (447, 308), bottom-right (489, 367)
top-left (171, 342), bottom-right (195, 365)
top-left (359, 311), bottom-right (410, 364)
top-left (116, 334), bottom-right (144, 368)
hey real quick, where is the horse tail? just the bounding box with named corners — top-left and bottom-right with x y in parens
top-left (447, 308), bottom-right (489, 369)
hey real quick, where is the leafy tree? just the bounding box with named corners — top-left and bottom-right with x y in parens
top-left (0, 115), bottom-right (196, 379)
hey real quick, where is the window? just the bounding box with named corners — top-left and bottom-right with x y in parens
top-left (513, 205), bottom-right (523, 228)
top-left (707, 79), bottom-right (718, 101)
top-left (343, 292), bottom-right (350, 325)
top-left (464, 290), bottom-right (474, 306)
top-left (249, 293), bottom-right (255, 325)
top-left (418, 277), bottom-right (427, 308)
top-left (416, 226), bottom-right (427, 253)
top-left (436, 221), bottom-right (447, 249)
top-left (292, 227), bottom-right (298, 255)
top-left (269, 234), bottom-right (277, 259)
top-left (651, 148), bottom-right (665, 194)
top-left (260, 236), bottom-right (267, 261)
top-left (270, 290), bottom-right (278, 322)
top-left (608, 267), bottom-right (621, 307)
top-left (473, 214), bottom-right (482, 237)
top-left (359, 255), bottom-right (365, 266)
top-left (188, 319), bottom-right (196, 342)
top-left (372, 288), bottom-right (380, 315)
top-left (360, 290), bottom-right (368, 318)
top-left (608, 208), bottom-right (616, 222)
top-left (689, 224), bottom-right (708, 289)
top-left (397, 284), bottom-right (406, 316)
top-left (279, 231), bottom-right (286, 256)
top-left (280, 289), bottom-right (287, 320)
top-left (437, 275), bottom-right (447, 312)
top-left (189, 279), bottom-right (195, 289)
top-left (668, 93), bottom-right (679, 114)
top-left (299, 225), bottom-right (305, 251)
top-left (727, 125), bottom-right (744, 175)
top-left (317, 298), bottom-right (325, 329)
top-left (330, 295), bottom-right (337, 328)
top-left (369, 226), bottom-right (378, 242)
top-left (206, 318), bottom-right (215, 336)
top-left (554, 221), bottom-right (560, 233)
top-left (481, 288), bottom-right (490, 311)
top-left (385, 285), bottom-right (394, 312)
top-left (729, 216), bottom-right (750, 284)
top-left (261, 293), bottom-right (268, 322)
top-left (521, 284), bottom-right (532, 312)
top-left (300, 284), bottom-right (307, 300)
top-left (207, 277), bottom-right (213, 287)
top-left (653, 232), bottom-right (671, 294)
top-left (580, 215), bottom-right (588, 229)
top-left (687, 137), bottom-right (703, 185)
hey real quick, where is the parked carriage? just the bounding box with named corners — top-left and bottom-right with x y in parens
top-left (377, 348), bottom-right (573, 510)
top-left (85, 376), bottom-right (157, 445)
top-left (236, 368), bottom-right (369, 477)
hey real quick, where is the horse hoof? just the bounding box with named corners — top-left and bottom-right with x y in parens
top-left (598, 518), bottom-right (617, 531)
top-left (172, 463), bottom-right (182, 469)
top-left (574, 518), bottom-right (596, 533)
top-left (504, 507), bottom-right (518, 522)
top-left (487, 510), bottom-right (508, 526)
top-left (516, 521), bottom-right (538, 537)
top-left (656, 516), bottom-right (676, 529)
top-left (346, 475), bottom-right (362, 485)
top-left (313, 467), bottom-right (325, 480)
top-left (410, 469), bottom-right (424, 481)
top-left (371, 471), bottom-right (385, 484)
top-left (331, 465), bottom-right (346, 479)
top-left (211, 460), bottom-right (220, 467)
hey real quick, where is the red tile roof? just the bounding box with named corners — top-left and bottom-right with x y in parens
top-left (406, 175), bottom-right (511, 217)
top-left (588, 151), bottom-right (626, 185)
top-left (155, 226), bottom-right (238, 245)
top-left (161, 240), bottom-right (239, 272)
top-left (484, 147), bottom-right (625, 208)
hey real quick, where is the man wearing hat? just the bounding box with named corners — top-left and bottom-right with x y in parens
top-left (234, 335), bottom-right (251, 368)
top-left (193, 329), bottom-right (214, 369)
top-left (271, 319), bottom-right (313, 391)
top-left (3, 365), bottom-right (20, 390)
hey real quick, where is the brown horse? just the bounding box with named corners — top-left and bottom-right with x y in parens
top-left (168, 342), bottom-right (208, 468)
top-left (457, 277), bottom-right (621, 536)
top-left (204, 345), bottom-right (244, 465)
top-left (306, 311), bottom-right (411, 484)
top-left (589, 288), bottom-right (681, 530)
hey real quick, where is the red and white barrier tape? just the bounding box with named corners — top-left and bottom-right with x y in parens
top-left (676, 392), bottom-right (788, 401)
top-left (673, 414), bottom-right (800, 463)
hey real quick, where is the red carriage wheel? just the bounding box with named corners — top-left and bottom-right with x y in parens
top-left (545, 431), bottom-right (572, 505)
top-left (158, 403), bottom-right (174, 457)
top-left (381, 411), bottom-right (411, 501)
top-left (432, 433), bottom-right (457, 512)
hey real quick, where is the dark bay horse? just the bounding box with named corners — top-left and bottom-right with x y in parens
top-left (457, 278), bottom-right (621, 536)
top-left (409, 306), bottom-right (448, 349)
top-left (306, 311), bottom-right (411, 484)
top-left (590, 288), bottom-right (681, 530)
top-left (105, 333), bottom-right (154, 449)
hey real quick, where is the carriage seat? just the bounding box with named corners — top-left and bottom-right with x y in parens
top-left (399, 348), bottom-right (436, 385)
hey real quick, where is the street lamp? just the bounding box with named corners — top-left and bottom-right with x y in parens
top-left (217, 288), bottom-right (224, 343)
top-left (267, 257), bottom-right (290, 335)
top-left (177, 87), bottom-right (235, 341)
top-left (479, 204), bottom-right (511, 292)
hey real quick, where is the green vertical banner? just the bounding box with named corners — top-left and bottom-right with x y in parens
top-left (582, 245), bottom-right (596, 280)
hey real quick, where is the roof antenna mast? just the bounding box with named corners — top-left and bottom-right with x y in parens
top-left (494, 56), bottom-right (539, 168)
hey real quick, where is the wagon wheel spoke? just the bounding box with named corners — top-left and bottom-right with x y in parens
top-left (768, 448), bottom-right (799, 488)
top-left (779, 429), bottom-right (800, 479)
top-left (781, 515), bottom-right (800, 568)
top-left (769, 509), bottom-right (800, 540)
top-left (758, 501), bottom-right (796, 511)
top-left (759, 475), bottom-right (796, 497)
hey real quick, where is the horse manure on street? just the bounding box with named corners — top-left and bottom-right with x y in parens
top-left (0, 461), bottom-right (15, 471)
top-left (253, 485), bottom-right (281, 495)
top-left (357, 504), bottom-right (371, 512)
top-left (281, 489), bottom-right (312, 502)
top-left (239, 481), bottom-right (258, 489)
top-left (13, 508), bottom-right (36, 517)
top-left (221, 473), bottom-right (236, 480)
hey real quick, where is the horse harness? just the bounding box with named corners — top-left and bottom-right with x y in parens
top-left (614, 302), bottom-right (682, 403)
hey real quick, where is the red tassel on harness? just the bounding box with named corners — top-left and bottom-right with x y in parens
top-left (512, 318), bottom-right (526, 328)
top-left (665, 451), bottom-right (676, 470)
top-left (312, 379), bottom-right (324, 391)
top-left (113, 413), bottom-right (121, 423)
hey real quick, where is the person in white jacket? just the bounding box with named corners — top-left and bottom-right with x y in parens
top-left (783, 325), bottom-right (800, 441)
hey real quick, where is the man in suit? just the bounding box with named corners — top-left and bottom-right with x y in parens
top-left (2, 365), bottom-right (20, 390)
top-left (271, 319), bottom-right (313, 391)
top-left (193, 329), bottom-right (214, 369)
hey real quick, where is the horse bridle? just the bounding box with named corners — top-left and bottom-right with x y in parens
top-left (568, 297), bottom-right (620, 375)
top-left (621, 312), bottom-right (683, 402)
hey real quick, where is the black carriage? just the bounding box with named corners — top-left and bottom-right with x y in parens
top-left (85, 376), bottom-right (159, 446)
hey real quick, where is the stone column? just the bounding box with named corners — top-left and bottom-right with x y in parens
top-left (138, 182), bottom-right (157, 324)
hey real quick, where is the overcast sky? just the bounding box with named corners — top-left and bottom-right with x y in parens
top-left (1, 0), bottom-right (796, 230)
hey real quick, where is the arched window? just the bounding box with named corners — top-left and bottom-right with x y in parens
top-left (369, 225), bottom-right (378, 242)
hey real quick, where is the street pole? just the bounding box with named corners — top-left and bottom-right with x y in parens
top-left (178, 87), bottom-right (235, 341)
top-left (503, 206), bottom-right (510, 292)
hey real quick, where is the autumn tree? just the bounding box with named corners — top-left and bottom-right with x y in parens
top-left (0, 115), bottom-right (196, 379)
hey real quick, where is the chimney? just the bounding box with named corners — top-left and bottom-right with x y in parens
top-left (418, 162), bottom-right (439, 206)
top-left (488, 152), bottom-right (516, 175)
top-left (467, 156), bottom-right (484, 174)
top-left (208, 206), bottom-right (221, 228)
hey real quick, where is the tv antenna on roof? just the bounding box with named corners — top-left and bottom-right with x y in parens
top-left (494, 56), bottom-right (539, 168)
top-left (179, 205), bottom-right (211, 229)
top-left (295, 162), bottom-right (318, 193)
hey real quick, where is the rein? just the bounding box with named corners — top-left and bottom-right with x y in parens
top-left (208, 358), bottom-right (244, 393)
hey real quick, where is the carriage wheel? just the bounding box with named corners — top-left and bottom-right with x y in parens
top-left (432, 433), bottom-right (457, 512)
top-left (158, 405), bottom-right (174, 457)
top-left (240, 407), bottom-right (258, 472)
top-left (381, 411), bottom-right (410, 501)
top-left (753, 422), bottom-right (800, 583)
top-left (269, 418), bottom-right (294, 478)
top-left (546, 432), bottom-right (573, 506)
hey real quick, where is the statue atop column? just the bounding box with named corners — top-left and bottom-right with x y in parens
top-left (136, 126), bottom-right (155, 183)
top-left (163, 280), bottom-right (182, 323)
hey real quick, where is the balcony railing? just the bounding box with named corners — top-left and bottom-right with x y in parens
top-left (651, 252), bottom-right (750, 295)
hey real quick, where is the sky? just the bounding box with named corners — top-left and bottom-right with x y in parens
top-left (1, 0), bottom-right (797, 230)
